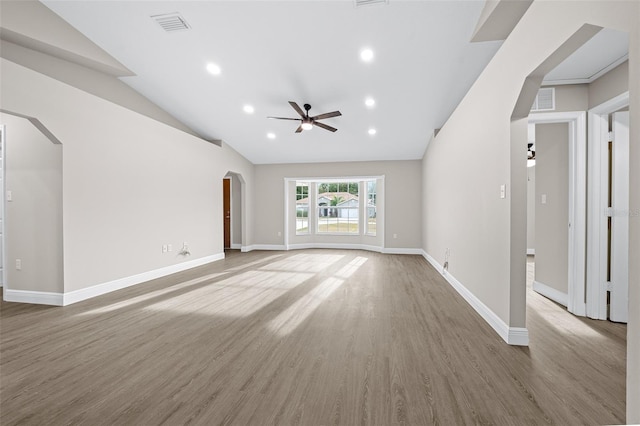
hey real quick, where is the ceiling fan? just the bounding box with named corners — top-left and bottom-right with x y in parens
top-left (268, 101), bottom-right (342, 133)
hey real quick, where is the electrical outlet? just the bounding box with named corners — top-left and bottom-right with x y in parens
top-left (162, 245), bottom-right (168, 253)
top-left (500, 184), bottom-right (506, 199)
top-left (15, 259), bottom-right (21, 270)
top-left (6, 190), bottom-right (12, 202)
top-left (393, 233), bottom-right (397, 239)
top-left (277, 231), bottom-right (282, 237)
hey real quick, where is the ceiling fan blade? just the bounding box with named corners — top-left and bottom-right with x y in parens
top-left (313, 121), bottom-right (338, 132)
top-left (295, 124), bottom-right (304, 133)
top-left (267, 116), bottom-right (301, 121)
top-left (289, 101), bottom-right (306, 118)
top-left (310, 111), bottom-right (342, 120)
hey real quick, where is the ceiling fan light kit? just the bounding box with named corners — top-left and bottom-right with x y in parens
top-left (268, 101), bottom-right (342, 133)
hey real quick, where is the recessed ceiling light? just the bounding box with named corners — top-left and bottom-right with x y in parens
top-left (243, 105), bottom-right (254, 114)
top-left (267, 132), bottom-right (276, 139)
top-left (206, 63), bottom-right (221, 75)
top-left (365, 97), bottom-right (375, 107)
top-left (360, 48), bottom-right (374, 62)
top-left (368, 128), bottom-right (377, 135)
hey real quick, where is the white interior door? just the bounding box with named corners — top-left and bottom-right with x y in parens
top-left (609, 111), bottom-right (629, 323)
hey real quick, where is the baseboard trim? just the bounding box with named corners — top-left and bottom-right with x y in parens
top-left (241, 244), bottom-right (286, 252)
top-left (4, 289), bottom-right (64, 306)
top-left (244, 243), bottom-right (421, 255)
top-left (382, 247), bottom-right (424, 255)
top-left (230, 244), bottom-right (242, 250)
top-left (62, 253), bottom-right (225, 306)
top-left (527, 248), bottom-right (535, 255)
top-left (287, 243), bottom-right (384, 253)
top-left (422, 250), bottom-right (529, 346)
top-left (532, 280), bottom-right (568, 307)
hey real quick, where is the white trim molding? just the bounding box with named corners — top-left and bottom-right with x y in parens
top-left (241, 244), bottom-right (287, 252)
top-left (528, 110), bottom-right (587, 317)
top-left (422, 250), bottom-right (529, 346)
top-left (288, 243), bottom-right (383, 252)
top-left (586, 92), bottom-right (630, 320)
top-left (526, 248), bottom-right (535, 255)
top-left (63, 253), bottom-right (225, 306)
top-left (244, 243), bottom-right (422, 255)
top-left (382, 247), bottom-right (424, 255)
top-left (4, 289), bottom-right (64, 306)
top-left (532, 280), bottom-right (568, 307)
top-left (230, 243), bottom-right (242, 250)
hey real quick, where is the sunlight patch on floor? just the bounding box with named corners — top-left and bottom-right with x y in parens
top-left (224, 254), bottom-right (284, 273)
top-left (267, 256), bottom-right (368, 336)
top-left (533, 301), bottom-right (609, 339)
top-left (144, 270), bottom-right (312, 317)
top-left (334, 256), bottom-right (368, 279)
top-left (261, 253), bottom-right (345, 273)
top-left (78, 272), bottom-right (228, 315)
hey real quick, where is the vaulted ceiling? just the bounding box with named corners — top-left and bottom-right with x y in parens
top-left (41, 1), bottom-right (503, 164)
top-left (34, 1), bottom-right (630, 165)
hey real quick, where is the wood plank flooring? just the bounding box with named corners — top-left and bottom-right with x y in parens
top-left (0, 250), bottom-right (626, 425)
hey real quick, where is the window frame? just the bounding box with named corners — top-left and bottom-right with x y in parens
top-left (295, 181), bottom-right (310, 235)
top-left (316, 181), bottom-right (360, 235)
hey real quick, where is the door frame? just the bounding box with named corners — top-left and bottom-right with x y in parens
top-left (586, 91), bottom-right (630, 320)
top-left (528, 110), bottom-right (587, 316)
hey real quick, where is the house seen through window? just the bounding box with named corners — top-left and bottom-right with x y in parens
top-left (317, 182), bottom-right (359, 234)
top-left (294, 179), bottom-right (377, 236)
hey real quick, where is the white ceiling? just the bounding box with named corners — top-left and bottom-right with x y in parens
top-left (39, 2), bottom-right (629, 165)
top-left (42, 1), bottom-right (503, 164)
top-left (543, 27), bottom-right (629, 85)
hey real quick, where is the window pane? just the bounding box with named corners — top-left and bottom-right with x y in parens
top-left (366, 180), bottom-right (377, 236)
top-left (317, 181), bottom-right (359, 234)
top-left (296, 181), bottom-right (309, 234)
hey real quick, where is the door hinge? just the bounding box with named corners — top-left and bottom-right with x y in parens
top-left (605, 281), bottom-right (613, 291)
top-left (604, 207), bottom-right (614, 217)
top-left (608, 131), bottom-right (613, 142)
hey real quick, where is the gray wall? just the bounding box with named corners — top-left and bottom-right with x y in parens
top-left (421, 4), bottom-right (639, 395)
top-left (534, 123), bottom-right (569, 296)
top-left (589, 60), bottom-right (629, 109)
top-left (526, 165), bottom-right (535, 253)
top-left (2, 113), bottom-right (63, 293)
top-left (254, 161), bottom-right (422, 250)
top-left (1, 57), bottom-right (254, 293)
top-left (231, 173), bottom-right (242, 247)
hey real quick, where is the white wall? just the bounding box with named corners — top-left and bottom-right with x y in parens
top-left (534, 122), bottom-right (569, 297)
top-left (421, 2), bottom-right (639, 418)
top-left (526, 165), bottom-right (535, 254)
top-left (254, 161), bottom-right (421, 251)
top-left (231, 174), bottom-right (243, 247)
top-left (1, 113), bottom-right (63, 293)
top-left (0, 58), bottom-right (254, 295)
top-left (589, 60), bottom-right (629, 109)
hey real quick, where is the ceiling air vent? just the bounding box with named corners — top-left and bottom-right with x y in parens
top-left (531, 87), bottom-right (555, 112)
top-left (355, 0), bottom-right (388, 7)
top-left (152, 13), bottom-right (190, 32)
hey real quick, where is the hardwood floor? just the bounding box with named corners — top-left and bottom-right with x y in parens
top-left (0, 250), bottom-right (626, 425)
